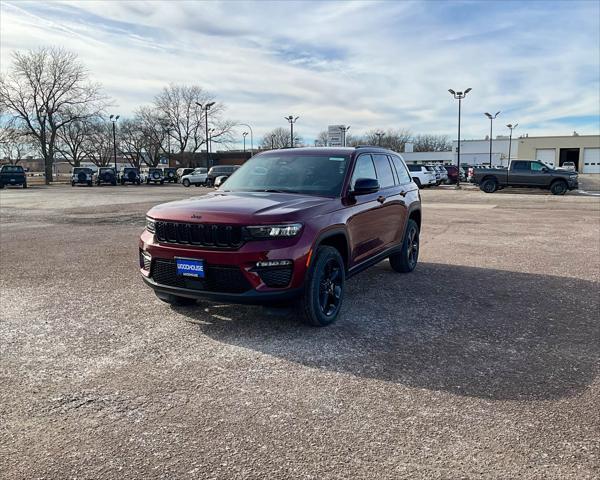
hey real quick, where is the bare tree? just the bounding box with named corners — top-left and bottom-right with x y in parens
top-left (55, 119), bottom-right (94, 167)
top-left (412, 134), bottom-right (452, 152)
top-left (315, 130), bottom-right (329, 147)
top-left (0, 47), bottom-right (108, 183)
top-left (118, 117), bottom-right (146, 168)
top-left (153, 84), bottom-right (234, 160)
top-left (260, 127), bottom-right (302, 149)
top-left (136, 106), bottom-right (168, 167)
top-left (362, 128), bottom-right (412, 152)
top-left (0, 123), bottom-right (31, 164)
top-left (81, 119), bottom-right (113, 167)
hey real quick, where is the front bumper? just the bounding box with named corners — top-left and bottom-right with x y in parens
top-left (139, 228), bottom-right (312, 302)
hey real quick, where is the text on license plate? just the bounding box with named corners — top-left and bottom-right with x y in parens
top-left (176, 258), bottom-right (205, 278)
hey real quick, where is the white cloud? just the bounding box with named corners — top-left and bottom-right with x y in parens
top-left (1, 0), bottom-right (598, 146)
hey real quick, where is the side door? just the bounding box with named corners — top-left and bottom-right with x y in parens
top-left (529, 161), bottom-right (551, 186)
top-left (370, 153), bottom-right (404, 246)
top-left (508, 161), bottom-right (531, 185)
top-left (345, 154), bottom-right (390, 265)
top-left (389, 154), bottom-right (414, 243)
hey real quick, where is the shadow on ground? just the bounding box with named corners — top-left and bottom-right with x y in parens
top-left (173, 262), bottom-right (599, 401)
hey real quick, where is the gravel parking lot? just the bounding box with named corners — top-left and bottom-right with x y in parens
top-left (1, 184), bottom-right (599, 479)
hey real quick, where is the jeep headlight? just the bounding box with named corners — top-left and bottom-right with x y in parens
top-left (246, 223), bottom-right (302, 239)
top-left (146, 216), bottom-right (156, 233)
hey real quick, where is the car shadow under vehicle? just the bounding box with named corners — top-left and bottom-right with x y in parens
top-left (171, 262), bottom-right (599, 402)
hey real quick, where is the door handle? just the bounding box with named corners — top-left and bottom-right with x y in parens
top-left (399, 191), bottom-right (407, 197)
top-left (377, 195), bottom-right (386, 204)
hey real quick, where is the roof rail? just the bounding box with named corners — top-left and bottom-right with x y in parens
top-left (354, 144), bottom-right (381, 149)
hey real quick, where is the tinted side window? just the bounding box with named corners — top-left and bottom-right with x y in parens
top-left (350, 154), bottom-right (376, 189)
top-left (372, 154), bottom-right (395, 188)
top-left (390, 155), bottom-right (412, 184)
top-left (530, 162), bottom-right (544, 171)
top-left (407, 164), bottom-right (420, 172)
top-left (512, 161), bottom-right (529, 171)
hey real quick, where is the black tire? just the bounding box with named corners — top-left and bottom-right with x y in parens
top-left (155, 292), bottom-right (197, 306)
top-left (160, 180), bottom-right (164, 185)
top-left (301, 246), bottom-right (345, 327)
top-left (136, 180), bottom-right (141, 185)
top-left (550, 180), bottom-right (568, 195)
top-left (88, 181), bottom-right (93, 187)
top-left (146, 179), bottom-right (150, 184)
top-left (480, 178), bottom-right (498, 193)
top-left (194, 183), bottom-right (200, 187)
top-left (414, 178), bottom-right (422, 189)
top-left (389, 219), bottom-right (420, 273)
top-left (0, 183), bottom-right (4, 189)
top-left (71, 181), bottom-right (75, 187)
top-left (22, 183), bottom-right (27, 189)
top-left (182, 179), bottom-right (191, 187)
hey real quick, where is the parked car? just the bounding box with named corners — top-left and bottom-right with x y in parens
top-left (71, 167), bottom-right (94, 187)
top-left (181, 168), bottom-right (208, 187)
top-left (163, 168), bottom-right (178, 183)
top-left (146, 168), bottom-right (165, 185)
top-left (96, 167), bottom-right (117, 186)
top-left (407, 164), bottom-right (436, 188)
top-left (206, 165), bottom-right (240, 186)
top-left (444, 165), bottom-right (459, 184)
top-left (0, 164), bottom-right (27, 189)
top-left (213, 175), bottom-right (229, 188)
top-left (140, 147), bottom-right (421, 326)
top-left (435, 165), bottom-right (448, 183)
top-left (471, 160), bottom-right (578, 195)
top-left (119, 167), bottom-right (141, 185)
top-left (176, 168), bottom-right (194, 182)
top-left (425, 165), bottom-right (441, 185)
top-left (561, 161), bottom-right (576, 171)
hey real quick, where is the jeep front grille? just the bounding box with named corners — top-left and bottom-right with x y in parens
top-left (154, 222), bottom-right (243, 249)
top-left (151, 259), bottom-right (251, 294)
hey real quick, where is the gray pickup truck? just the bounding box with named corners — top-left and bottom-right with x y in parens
top-left (470, 160), bottom-right (578, 195)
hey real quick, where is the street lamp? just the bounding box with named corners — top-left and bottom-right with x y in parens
top-left (484, 111), bottom-right (501, 167)
top-left (235, 123), bottom-right (254, 156)
top-left (339, 125), bottom-right (350, 147)
top-left (271, 134), bottom-right (276, 150)
top-left (506, 123), bottom-right (518, 165)
top-left (208, 127), bottom-right (216, 156)
top-left (196, 101), bottom-right (215, 168)
top-left (242, 131), bottom-right (248, 152)
top-left (375, 131), bottom-right (385, 146)
top-left (109, 114), bottom-right (120, 171)
top-left (448, 88), bottom-right (472, 188)
top-left (284, 115), bottom-right (299, 148)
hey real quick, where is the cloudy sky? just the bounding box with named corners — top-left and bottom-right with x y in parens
top-left (1, 0), bottom-right (599, 146)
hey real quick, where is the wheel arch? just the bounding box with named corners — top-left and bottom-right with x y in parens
top-left (312, 228), bottom-right (350, 271)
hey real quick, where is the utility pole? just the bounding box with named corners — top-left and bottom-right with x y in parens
top-left (109, 114), bottom-right (119, 171)
top-left (196, 102), bottom-right (215, 168)
top-left (339, 125), bottom-right (351, 147)
top-left (284, 115), bottom-right (299, 148)
top-left (448, 88), bottom-right (472, 188)
top-left (484, 111), bottom-right (501, 167)
top-left (506, 123), bottom-right (518, 166)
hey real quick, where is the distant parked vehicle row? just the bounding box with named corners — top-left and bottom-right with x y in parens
top-left (406, 164), bottom-right (456, 188)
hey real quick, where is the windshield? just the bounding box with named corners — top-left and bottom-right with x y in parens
top-left (73, 168), bottom-right (92, 174)
top-left (221, 152), bottom-right (350, 197)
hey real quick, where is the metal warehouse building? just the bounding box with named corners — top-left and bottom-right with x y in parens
top-left (517, 135), bottom-right (600, 174)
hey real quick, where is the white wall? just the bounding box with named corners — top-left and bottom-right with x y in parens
top-left (452, 138), bottom-right (519, 164)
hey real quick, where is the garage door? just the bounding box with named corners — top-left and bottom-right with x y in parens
top-left (535, 148), bottom-right (556, 166)
top-left (583, 148), bottom-right (600, 174)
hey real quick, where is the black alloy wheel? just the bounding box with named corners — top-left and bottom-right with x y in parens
top-left (550, 181), bottom-right (568, 195)
top-left (390, 219), bottom-right (420, 273)
top-left (301, 246), bottom-right (345, 327)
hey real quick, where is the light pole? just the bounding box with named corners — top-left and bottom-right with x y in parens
top-left (375, 131), bottom-right (384, 146)
top-left (109, 114), bottom-right (120, 171)
top-left (484, 111), bottom-right (501, 167)
top-left (242, 131), bottom-right (248, 152)
top-left (284, 115), bottom-right (299, 148)
top-left (208, 127), bottom-right (216, 156)
top-left (271, 134), bottom-right (275, 150)
top-left (339, 125), bottom-right (350, 147)
top-left (196, 101), bottom-right (215, 168)
top-left (506, 123), bottom-right (518, 165)
top-left (235, 123), bottom-right (254, 156)
top-left (448, 88), bottom-right (472, 188)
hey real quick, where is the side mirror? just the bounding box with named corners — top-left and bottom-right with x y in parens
top-left (352, 178), bottom-right (380, 195)
top-left (541, 167), bottom-right (549, 172)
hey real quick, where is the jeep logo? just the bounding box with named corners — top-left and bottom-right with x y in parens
top-left (191, 214), bottom-right (202, 219)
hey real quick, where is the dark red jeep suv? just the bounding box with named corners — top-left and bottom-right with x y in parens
top-left (140, 147), bottom-right (421, 326)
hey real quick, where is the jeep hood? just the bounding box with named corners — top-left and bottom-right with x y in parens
top-left (147, 191), bottom-right (334, 224)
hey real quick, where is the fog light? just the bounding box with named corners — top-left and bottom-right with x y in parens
top-left (140, 250), bottom-right (152, 270)
top-left (256, 260), bottom-right (293, 268)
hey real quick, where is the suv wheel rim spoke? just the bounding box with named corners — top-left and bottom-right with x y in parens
top-left (318, 259), bottom-right (342, 316)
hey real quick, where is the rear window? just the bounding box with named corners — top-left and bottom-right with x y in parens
top-left (1, 165), bottom-right (24, 173)
top-left (407, 165), bottom-right (421, 172)
top-left (73, 168), bottom-right (92, 174)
